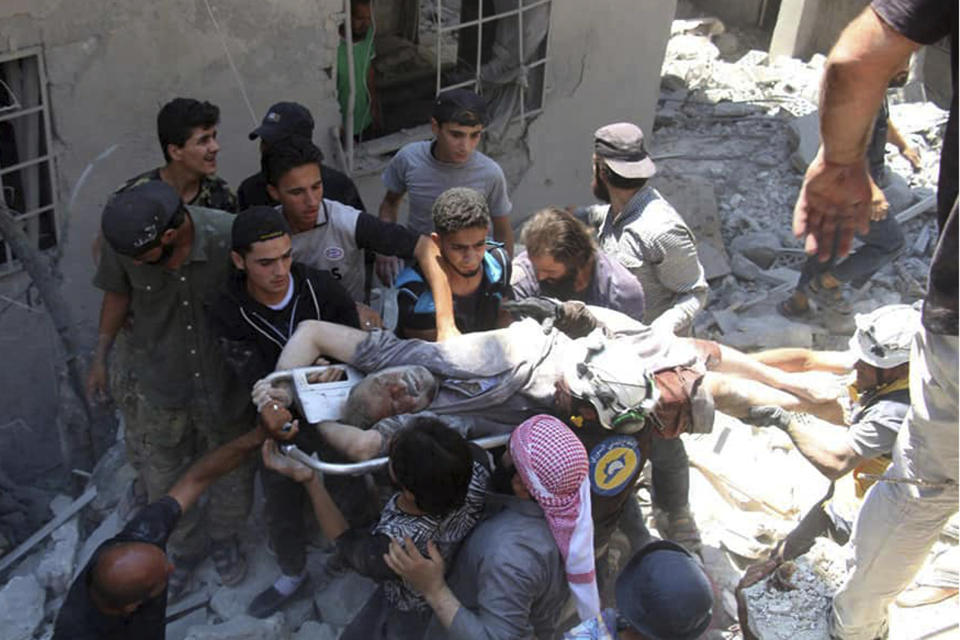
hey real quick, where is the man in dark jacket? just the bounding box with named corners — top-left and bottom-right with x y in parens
top-left (208, 206), bottom-right (367, 619)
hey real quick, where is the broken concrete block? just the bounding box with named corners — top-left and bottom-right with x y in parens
top-left (649, 175), bottom-right (731, 280)
top-left (35, 517), bottom-right (79, 595)
top-left (184, 613), bottom-right (287, 640)
top-left (0, 575), bottom-right (45, 640)
top-left (787, 111), bottom-right (820, 173)
top-left (730, 231), bottom-right (783, 269)
top-left (165, 605), bottom-right (208, 640)
top-left (313, 571), bottom-right (376, 626)
top-left (737, 49), bottom-right (769, 67)
top-left (292, 621), bottom-right (336, 640)
top-left (49, 494), bottom-right (75, 518)
top-left (671, 17), bottom-right (725, 37)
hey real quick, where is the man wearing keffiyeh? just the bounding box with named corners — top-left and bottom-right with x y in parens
top-left (385, 414), bottom-right (600, 638)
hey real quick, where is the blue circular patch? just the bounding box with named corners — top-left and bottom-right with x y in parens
top-left (588, 435), bottom-right (641, 496)
top-left (324, 246), bottom-right (345, 261)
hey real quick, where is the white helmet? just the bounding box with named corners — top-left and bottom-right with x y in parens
top-left (849, 304), bottom-right (920, 369)
top-left (562, 330), bottom-right (660, 433)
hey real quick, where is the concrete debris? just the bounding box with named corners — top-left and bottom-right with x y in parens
top-left (671, 17), bottom-right (726, 38)
top-left (787, 111), bottom-right (820, 172)
top-left (35, 517), bottom-right (79, 595)
top-left (313, 570), bottom-right (376, 627)
top-left (0, 575), bottom-right (45, 640)
top-left (184, 613), bottom-right (287, 640)
top-left (742, 539), bottom-right (848, 640)
top-left (291, 621), bottom-right (337, 640)
top-left (730, 231), bottom-right (783, 269)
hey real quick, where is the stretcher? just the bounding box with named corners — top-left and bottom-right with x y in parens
top-left (262, 365), bottom-right (512, 476)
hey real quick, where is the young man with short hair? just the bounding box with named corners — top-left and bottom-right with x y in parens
top-left (512, 207), bottom-right (645, 321)
top-left (338, 0), bottom-right (379, 138)
top-left (263, 137), bottom-right (459, 338)
top-left (396, 187), bottom-right (512, 340)
top-left (238, 101), bottom-right (365, 212)
top-left (119, 97), bottom-right (237, 212)
top-left (208, 206), bottom-right (365, 619)
top-left (377, 88), bottom-right (514, 284)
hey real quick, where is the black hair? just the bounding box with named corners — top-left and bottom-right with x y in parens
top-left (389, 417), bottom-right (473, 516)
top-left (261, 136), bottom-right (323, 186)
top-left (157, 98), bottom-right (220, 163)
top-left (596, 158), bottom-right (648, 191)
top-left (432, 187), bottom-right (491, 234)
top-left (521, 207), bottom-right (596, 274)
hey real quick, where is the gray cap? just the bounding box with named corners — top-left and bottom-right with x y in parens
top-left (101, 181), bottom-right (182, 257)
top-left (594, 122), bottom-right (657, 179)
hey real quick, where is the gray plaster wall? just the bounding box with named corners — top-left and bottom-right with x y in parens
top-left (0, 0), bottom-right (676, 477)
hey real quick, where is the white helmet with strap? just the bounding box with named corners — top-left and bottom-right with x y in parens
top-left (849, 304), bottom-right (920, 369)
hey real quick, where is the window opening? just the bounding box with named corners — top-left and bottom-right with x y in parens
top-left (338, 0), bottom-right (551, 176)
top-left (0, 49), bottom-right (58, 275)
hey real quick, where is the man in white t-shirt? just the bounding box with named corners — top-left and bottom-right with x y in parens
top-left (377, 89), bottom-right (514, 284)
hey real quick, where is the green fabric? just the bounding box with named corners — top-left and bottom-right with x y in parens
top-left (337, 26), bottom-right (375, 135)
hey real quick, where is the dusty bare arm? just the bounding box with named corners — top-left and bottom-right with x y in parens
top-left (793, 7), bottom-right (919, 259)
top-left (317, 421), bottom-right (384, 461)
top-left (86, 290), bottom-right (131, 401)
top-left (167, 424), bottom-right (268, 512)
top-left (751, 348), bottom-right (855, 374)
top-left (275, 320), bottom-right (368, 370)
top-left (414, 235), bottom-right (461, 342)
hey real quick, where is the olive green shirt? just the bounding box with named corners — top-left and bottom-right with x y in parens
top-left (93, 206), bottom-right (247, 420)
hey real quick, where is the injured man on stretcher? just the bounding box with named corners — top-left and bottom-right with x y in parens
top-left (253, 300), bottom-right (842, 459)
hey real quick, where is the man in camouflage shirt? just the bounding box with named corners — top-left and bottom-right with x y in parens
top-left (117, 97), bottom-right (237, 212)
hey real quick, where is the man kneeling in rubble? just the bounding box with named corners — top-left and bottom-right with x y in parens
top-left (254, 299), bottom-right (841, 462)
top-left (740, 303), bottom-right (958, 606)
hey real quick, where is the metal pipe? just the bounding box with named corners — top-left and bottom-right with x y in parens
top-left (436, 0), bottom-right (443, 96)
top-left (344, 0), bottom-right (356, 174)
top-left (280, 433), bottom-right (512, 476)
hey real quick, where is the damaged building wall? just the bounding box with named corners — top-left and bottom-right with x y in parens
top-left (0, 0), bottom-right (344, 478)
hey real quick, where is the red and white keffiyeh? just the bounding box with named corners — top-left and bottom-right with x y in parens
top-left (510, 414), bottom-right (600, 620)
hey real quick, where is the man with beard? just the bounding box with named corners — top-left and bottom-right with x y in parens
top-left (578, 123), bottom-right (708, 554)
top-left (511, 207), bottom-right (645, 322)
top-left (580, 123), bottom-right (706, 336)
top-left (396, 187), bottom-right (513, 340)
top-left (86, 181), bottom-right (253, 600)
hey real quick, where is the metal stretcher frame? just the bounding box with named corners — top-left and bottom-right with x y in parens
top-left (280, 433), bottom-right (512, 476)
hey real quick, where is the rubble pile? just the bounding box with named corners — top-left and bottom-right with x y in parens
top-left (653, 16), bottom-right (947, 349)
top-left (741, 539), bottom-right (848, 640)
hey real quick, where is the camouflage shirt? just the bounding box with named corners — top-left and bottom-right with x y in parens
top-left (117, 167), bottom-right (238, 213)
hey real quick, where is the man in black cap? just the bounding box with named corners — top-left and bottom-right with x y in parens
top-left (562, 540), bottom-right (714, 639)
top-left (86, 181), bottom-right (254, 600)
top-left (238, 101), bottom-right (365, 213)
top-left (208, 206), bottom-right (375, 618)
top-left (118, 97), bottom-right (237, 213)
top-left (578, 122), bottom-right (709, 557)
top-left (377, 88), bottom-right (514, 285)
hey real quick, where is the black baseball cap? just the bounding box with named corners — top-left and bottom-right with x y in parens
top-left (232, 206), bottom-right (292, 252)
top-left (101, 181), bottom-right (183, 257)
top-left (432, 89), bottom-right (487, 126)
top-left (249, 102), bottom-right (315, 143)
top-left (615, 540), bottom-right (714, 640)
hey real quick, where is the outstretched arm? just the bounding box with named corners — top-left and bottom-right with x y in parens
top-left (750, 347), bottom-right (855, 374)
top-left (166, 424), bottom-right (268, 513)
top-left (793, 7), bottom-right (919, 259)
top-left (414, 236), bottom-right (461, 342)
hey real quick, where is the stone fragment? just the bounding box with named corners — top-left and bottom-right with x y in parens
top-left (671, 17), bottom-right (725, 37)
top-left (35, 517), bottom-right (80, 595)
top-left (712, 101), bottom-right (761, 118)
top-left (730, 231), bottom-right (783, 269)
top-left (737, 49), bottom-right (769, 67)
top-left (787, 111), bottom-right (820, 173)
top-left (49, 495), bottom-right (74, 518)
top-left (292, 621), bottom-right (336, 640)
top-left (719, 314), bottom-right (814, 350)
top-left (184, 613), bottom-right (287, 640)
top-left (0, 575), bottom-right (45, 640)
top-left (313, 571), bottom-right (376, 626)
top-left (666, 34), bottom-right (719, 62)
